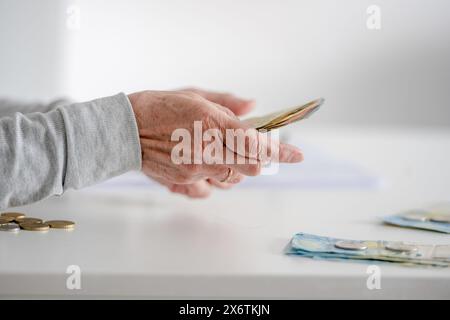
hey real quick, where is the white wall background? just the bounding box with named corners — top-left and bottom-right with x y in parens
top-left (1, 0), bottom-right (449, 126)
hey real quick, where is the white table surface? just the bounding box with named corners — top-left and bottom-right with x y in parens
top-left (1, 125), bottom-right (449, 299)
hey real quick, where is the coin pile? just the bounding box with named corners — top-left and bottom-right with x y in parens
top-left (243, 98), bottom-right (324, 131)
top-left (0, 212), bottom-right (75, 233)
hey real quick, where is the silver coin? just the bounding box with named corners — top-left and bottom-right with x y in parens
top-left (401, 210), bottom-right (429, 222)
top-left (0, 223), bottom-right (20, 232)
top-left (335, 240), bottom-right (368, 251)
top-left (385, 242), bottom-right (418, 253)
top-left (429, 214), bottom-right (450, 224)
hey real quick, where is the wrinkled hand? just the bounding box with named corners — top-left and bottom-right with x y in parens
top-left (168, 88), bottom-right (255, 197)
top-left (128, 88), bottom-right (303, 198)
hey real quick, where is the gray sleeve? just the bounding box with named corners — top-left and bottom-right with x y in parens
top-left (0, 98), bottom-right (71, 116)
top-left (0, 93), bottom-right (142, 209)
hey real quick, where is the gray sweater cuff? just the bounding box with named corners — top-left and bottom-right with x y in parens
top-left (58, 93), bottom-right (142, 189)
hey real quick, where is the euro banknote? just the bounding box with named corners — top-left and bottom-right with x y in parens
top-left (286, 233), bottom-right (450, 267)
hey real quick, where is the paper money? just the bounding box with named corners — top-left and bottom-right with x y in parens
top-left (286, 233), bottom-right (450, 267)
top-left (243, 98), bottom-right (324, 131)
top-left (383, 209), bottom-right (450, 234)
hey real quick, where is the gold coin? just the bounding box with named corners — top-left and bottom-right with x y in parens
top-left (20, 222), bottom-right (50, 231)
top-left (0, 216), bottom-right (15, 224)
top-left (15, 217), bottom-right (43, 224)
top-left (46, 220), bottom-right (75, 229)
top-left (1, 212), bottom-right (26, 219)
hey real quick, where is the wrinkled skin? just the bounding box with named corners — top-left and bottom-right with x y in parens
top-left (129, 88), bottom-right (303, 198)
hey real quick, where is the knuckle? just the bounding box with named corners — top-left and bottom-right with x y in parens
top-left (217, 104), bottom-right (236, 118)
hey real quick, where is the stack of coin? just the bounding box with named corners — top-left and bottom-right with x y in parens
top-left (243, 98), bottom-right (324, 131)
top-left (0, 212), bottom-right (75, 232)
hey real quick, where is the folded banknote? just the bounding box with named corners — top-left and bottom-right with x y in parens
top-left (383, 209), bottom-right (450, 234)
top-left (243, 98), bottom-right (324, 131)
top-left (286, 233), bottom-right (450, 267)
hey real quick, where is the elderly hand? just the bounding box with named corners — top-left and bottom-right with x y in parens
top-left (128, 88), bottom-right (303, 198)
